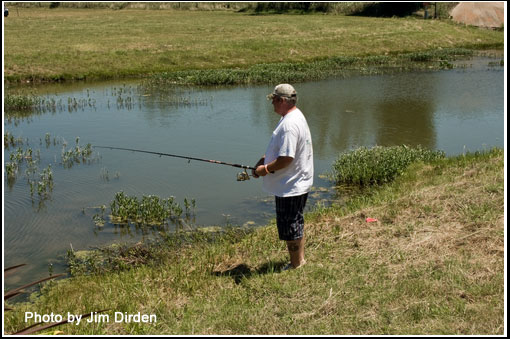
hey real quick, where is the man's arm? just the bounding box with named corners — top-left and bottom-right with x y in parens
top-left (254, 156), bottom-right (293, 177)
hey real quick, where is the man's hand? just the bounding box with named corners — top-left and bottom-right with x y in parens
top-left (255, 165), bottom-right (268, 177)
top-left (252, 156), bottom-right (265, 179)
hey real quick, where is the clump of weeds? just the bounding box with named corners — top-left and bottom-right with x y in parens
top-left (332, 145), bottom-right (445, 187)
top-left (61, 137), bottom-right (95, 168)
top-left (108, 191), bottom-right (193, 227)
top-left (4, 131), bottom-right (97, 203)
top-left (87, 191), bottom-right (197, 237)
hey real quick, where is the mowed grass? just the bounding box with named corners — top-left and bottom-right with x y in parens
top-left (3, 7), bottom-right (503, 82)
top-left (4, 149), bottom-right (504, 335)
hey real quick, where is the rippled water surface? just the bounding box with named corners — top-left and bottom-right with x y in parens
top-left (4, 57), bottom-right (504, 285)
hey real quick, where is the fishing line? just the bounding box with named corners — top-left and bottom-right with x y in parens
top-left (93, 145), bottom-right (255, 181)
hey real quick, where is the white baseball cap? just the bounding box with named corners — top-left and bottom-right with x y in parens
top-left (267, 84), bottom-right (297, 100)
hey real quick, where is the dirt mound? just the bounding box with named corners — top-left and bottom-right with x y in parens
top-left (450, 2), bottom-right (504, 28)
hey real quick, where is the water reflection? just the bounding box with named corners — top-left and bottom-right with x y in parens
top-left (375, 98), bottom-right (436, 148)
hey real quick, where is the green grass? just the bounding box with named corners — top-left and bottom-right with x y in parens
top-left (332, 145), bottom-right (446, 187)
top-left (4, 7), bottom-right (504, 83)
top-left (142, 48), bottom-right (477, 86)
top-left (4, 148), bottom-right (504, 335)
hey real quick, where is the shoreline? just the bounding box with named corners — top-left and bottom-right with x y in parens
top-left (5, 49), bottom-right (504, 87)
top-left (4, 148), bottom-right (505, 335)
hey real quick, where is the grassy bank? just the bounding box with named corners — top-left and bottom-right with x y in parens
top-left (4, 8), bottom-right (503, 83)
top-left (142, 48), bottom-right (481, 86)
top-left (4, 148), bottom-right (504, 335)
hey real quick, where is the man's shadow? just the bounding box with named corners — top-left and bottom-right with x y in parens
top-left (212, 261), bottom-right (288, 284)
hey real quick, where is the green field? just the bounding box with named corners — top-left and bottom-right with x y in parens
top-left (3, 7), bottom-right (503, 83)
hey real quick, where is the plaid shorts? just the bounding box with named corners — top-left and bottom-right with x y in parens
top-left (275, 193), bottom-right (308, 241)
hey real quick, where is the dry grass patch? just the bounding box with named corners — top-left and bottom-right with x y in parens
top-left (310, 155), bottom-right (503, 269)
top-left (303, 151), bottom-right (503, 334)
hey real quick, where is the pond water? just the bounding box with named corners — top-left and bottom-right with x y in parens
top-left (3, 56), bottom-right (505, 286)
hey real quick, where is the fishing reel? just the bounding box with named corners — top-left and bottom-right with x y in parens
top-left (236, 169), bottom-right (251, 181)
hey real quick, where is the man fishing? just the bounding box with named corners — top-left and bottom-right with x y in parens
top-left (252, 84), bottom-right (314, 270)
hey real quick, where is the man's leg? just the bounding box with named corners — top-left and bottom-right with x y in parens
top-left (276, 193), bottom-right (308, 268)
top-left (286, 236), bottom-right (305, 268)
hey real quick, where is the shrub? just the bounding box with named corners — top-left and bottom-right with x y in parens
top-left (332, 145), bottom-right (445, 187)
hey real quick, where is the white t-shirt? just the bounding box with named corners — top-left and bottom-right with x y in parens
top-left (263, 108), bottom-right (313, 197)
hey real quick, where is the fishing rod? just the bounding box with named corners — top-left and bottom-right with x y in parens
top-left (93, 145), bottom-right (255, 181)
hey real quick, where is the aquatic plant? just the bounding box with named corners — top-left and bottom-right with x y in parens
top-left (135, 83), bottom-right (213, 109)
top-left (9, 147), bottom-right (24, 163)
top-left (108, 191), bottom-right (190, 226)
top-left (24, 164), bottom-right (54, 200)
top-left (92, 205), bottom-right (107, 227)
top-left (184, 198), bottom-right (196, 216)
top-left (5, 93), bottom-right (41, 111)
top-left (488, 59), bottom-right (504, 67)
top-left (44, 133), bottom-right (51, 147)
top-left (37, 165), bottom-right (54, 198)
top-left (4, 133), bottom-right (95, 203)
top-left (4, 92), bottom-right (100, 119)
top-left (5, 162), bottom-right (19, 183)
top-left (61, 140), bottom-right (94, 168)
top-left (6, 145), bottom-right (37, 189)
top-left (100, 167), bottom-right (110, 182)
top-left (332, 145), bottom-right (445, 187)
top-left (4, 131), bottom-right (25, 149)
